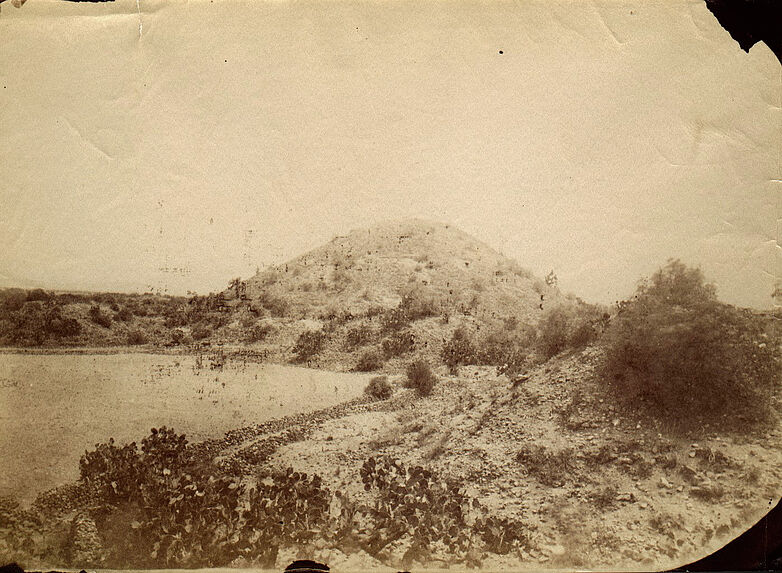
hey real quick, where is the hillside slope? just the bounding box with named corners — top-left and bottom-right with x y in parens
top-left (244, 219), bottom-right (559, 324)
top-left (213, 219), bottom-right (573, 371)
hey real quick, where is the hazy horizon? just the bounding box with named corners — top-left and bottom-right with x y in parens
top-left (1, 0), bottom-right (779, 308)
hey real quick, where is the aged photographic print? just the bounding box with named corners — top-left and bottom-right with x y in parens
top-left (0, 0), bottom-right (780, 571)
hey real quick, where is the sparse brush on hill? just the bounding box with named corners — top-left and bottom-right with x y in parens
top-left (114, 307), bottom-right (133, 322)
top-left (601, 260), bottom-right (781, 433)
top-left (344, 324), bottom-right (373, 350)
top-left (191, 323), bottom-right (212, 341)
top-left (257, 291), bottom-right (289, 318)
top-left (246, 323), bottom-right (273, 343)
top-left (441, 323), bottom-right (537, 377)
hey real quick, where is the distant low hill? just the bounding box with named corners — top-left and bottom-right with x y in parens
top-left (243, 219), bottom-right (561, 324)
top-left (0, 220), bottom-right (591, 374)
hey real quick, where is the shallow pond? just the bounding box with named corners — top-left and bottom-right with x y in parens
top-left (0, 352), bottom-right (370, 503)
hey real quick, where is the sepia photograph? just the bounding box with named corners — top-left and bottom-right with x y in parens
top-left (0, 0), bottom-right (780, 571)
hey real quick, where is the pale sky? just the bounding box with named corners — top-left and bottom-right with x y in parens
top-left (1, 0), bottom-right (779, 308)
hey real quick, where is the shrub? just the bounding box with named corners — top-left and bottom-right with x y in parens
top-left (191, 324), bottom-right (212, 341)
top-left (364, 375), bottom-right (393, 400)
top-left (439, 323), bottom-right (536, 379)
top-left (89, 305), bottom-right (112, 328)
top-left (246, 323), bottom-right (273, 343)
top-left (292, 329), bottom-right (326, 363)
top-left (536, 302), bottom-right (605, 359)
top-left (163, 310), bottom-right (188, 329)
top-left (400, 287), bottom-right (440, 320)
top-left (114, 307), bottom-right (133, 322)
top-left (49, 316), bottom-right (82, 338)
top-left (170, 328), bottom-right (186, 345)
top-left (0, 496), bottom-right (52, 565)
top-left (344, 324), bottom-right (373, 349)
top-left (601, 260), bottom-right (781, 433)
top-left (441, 327), bottom-right (477, 374)
top-left (380, 306), bottom-right (410, 332)
top-left (258, 292), bottom-right (288, 317)
top-left (381, 329), bottom-right (416, 358)
top-left (380, 287), bottom-right (439, 332)
top-left (405, 359), bottom-right (437, 396)
top-left (354, 349), bottom-right (384, 372)
top-left (127, 330), bottom-right (148, 345)
top-left (1, 288), bottom-right (28, 312)
top-left (78, 428), bottom-right (245, 568)
top-left (131, 304), bottom-right (147, 317)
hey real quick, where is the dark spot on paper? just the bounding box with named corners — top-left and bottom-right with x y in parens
top-left (499, 50), bottom-right (503, 54)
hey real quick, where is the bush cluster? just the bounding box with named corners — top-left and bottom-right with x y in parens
top-left (441, 327), bottom-right (477, 374)
top-left (359, 456), bottom-right (531, 562)
top-left (380, 288), bottom-right (439, 332)
top-left (440, 324), bottom-right (536, 378)
top-left (257, 292), bottom-right (289, 318)
top-left (246, 323), bottom-right (273, 343)
top-left (6, 429), bottom-right (533, 569)
top-left (601, 260), bottom-right (781, 432)
top-left (344, 324), bottom-right (373, 350)
top-left (0, 301), bottom-right (83, 345)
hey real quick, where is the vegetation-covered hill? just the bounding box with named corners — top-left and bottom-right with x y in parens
top-left (1, 220), bottom-right (590, 375)
top-left (244, 219), bottom-right (560, 323)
